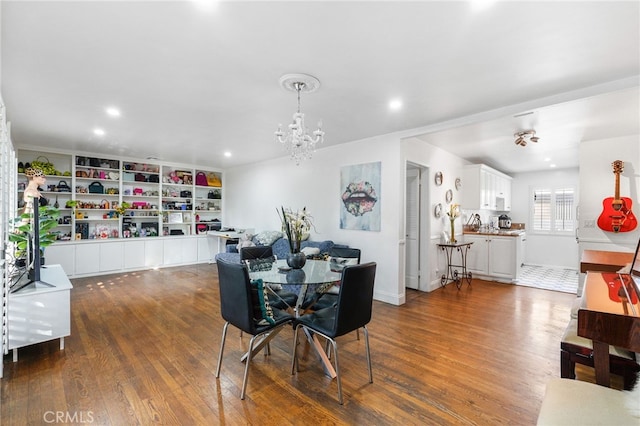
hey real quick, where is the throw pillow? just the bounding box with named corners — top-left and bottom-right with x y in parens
top-left (301, 246), bottom-right (320, 257)
top-left (329, 256), bottom-right (359, 272)
top-left (245, 256), bottom-right (277, 272)
top-left (237, 233), bottom-right (256, 249)
top-left (308, 252), bottom-right (330, 261)
top-left (254, 230), bottom-right (283, 246)
top-left (250, 279), bottom-right (275, 325)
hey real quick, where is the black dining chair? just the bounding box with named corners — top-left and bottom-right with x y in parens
top-left (240, 245), bottom-right (274, 261)
top-left (303, 247), bottom-right (362, 326)
top-left (241, 246), bottom-right (298, 310)
top-left (215, 258), bottom-right (294, 400)
top-left (291, 262), bottom-right (376, 404)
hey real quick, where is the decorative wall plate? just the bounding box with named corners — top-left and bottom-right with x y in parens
top-left (445, 189), bottom-right (453, 203)
top-left (434, 203), bottom-right (443, 218)
top-left (434, 171), bottom-right (443, 186)
top-left (455, 177), bottom-right (461, 190)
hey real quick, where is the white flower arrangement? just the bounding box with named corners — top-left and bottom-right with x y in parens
top-left (277, 206), bottom-right (314, 253)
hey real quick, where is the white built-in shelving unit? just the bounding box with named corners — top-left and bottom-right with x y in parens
top-left (16, 148), bottom-right (225, 277)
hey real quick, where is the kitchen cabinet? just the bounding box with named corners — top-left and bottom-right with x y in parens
top-left (464, 233), bottom-right (524, 281)
top-left (461, 164), bottom-right (512, 211)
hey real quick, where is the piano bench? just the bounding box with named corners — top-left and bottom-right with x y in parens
top-left (537, 378), bottom-right (640, 425)
top-left (560, 319), bottom-right (639, 390)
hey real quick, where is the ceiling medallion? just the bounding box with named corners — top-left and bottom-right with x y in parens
top-left (514, 130), bottom-right (540, 147)
top-left (275, 73), bottom-right (324, 165)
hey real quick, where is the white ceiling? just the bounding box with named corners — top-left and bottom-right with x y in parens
top-left (1, 1), bottom-right (639, 173)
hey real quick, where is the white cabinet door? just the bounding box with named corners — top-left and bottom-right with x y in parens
top-left (486, 171), bottom-right (498, 210)
top-left (197, 235), bottom-right (215, 262)
top-left (163, 237), bottom-right (198, 265)
top-left (488, 236), bottom-right (516, 278)
top-left (461, 164), bottom-right (512, 211)
top-left (163, 239), bottom-right (182, 265)
top-left (100, 242), bottom-right (124, 272)
top-left (464, 235), bottom-right (489, 275)
top-left (182, 238), bottom-right (198, 262)
top-left (45, 243), bottom-right (75, 276)
top-left (123, 240), bottom-right (145, 269)
top-left (75, 243), bottom-right (101, 275)
top-left (145, 239), bottom-right (164, 268)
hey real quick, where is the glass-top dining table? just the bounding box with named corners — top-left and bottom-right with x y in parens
top-left (248, 259), bottom-right (343, 378)
top-left (248, 258), bottom-right (343, 315)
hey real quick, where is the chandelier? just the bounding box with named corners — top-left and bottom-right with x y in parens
top-left (514, 130), bottom-right (539, 146)
top-left (275, 73), bottom-right (324, 165)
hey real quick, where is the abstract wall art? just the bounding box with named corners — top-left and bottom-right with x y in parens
top-left (340, 161), bottom-right (381, 231)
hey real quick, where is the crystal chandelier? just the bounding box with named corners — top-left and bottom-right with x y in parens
top-left (275, 74), bottom-right (324, 165)
top-left (514, 130), bottom-right (539, 146)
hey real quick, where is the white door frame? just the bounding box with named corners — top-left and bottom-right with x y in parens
top-left (404, 161), bottom-right (430, 292)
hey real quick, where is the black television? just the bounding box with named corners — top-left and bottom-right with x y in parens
top-left (10, 200), bottom-right (54, 293)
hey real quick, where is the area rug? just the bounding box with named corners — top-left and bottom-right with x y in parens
top-left (516, 264), bottom-right (579, 294)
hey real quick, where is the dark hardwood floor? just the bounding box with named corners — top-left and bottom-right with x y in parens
top-left (2, 263), bottom-right (609, 425)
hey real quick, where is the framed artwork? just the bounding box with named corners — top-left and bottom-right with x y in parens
top-left (168, 212), bottom-right (183, 224)
top-left (340, 162), bottom-right (381, 231)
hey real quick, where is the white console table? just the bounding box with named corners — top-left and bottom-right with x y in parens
top-left (208, 229), bottom-right (253, 257)
top-left (7, 264), bottom-right (72, 362)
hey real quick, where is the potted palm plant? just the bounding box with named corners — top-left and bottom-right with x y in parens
top-left (9, 204), bottom-right (61, 270)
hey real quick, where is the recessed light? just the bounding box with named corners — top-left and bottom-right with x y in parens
top-left (389, 99), bottom-right (403, 111)
top-left (93, 128), bottom-right (105, 136)
top-left (224, 151), bottom-right (232, 158)
top-left (544, 157), bottom-right (551, 162)
top-left (471, 0), bottom-right (497, 11)
top-left (550, 164), bottom-right (557, 168)
top-left (191, 0), bottom-right (219, 13)
top-left (106, 107), bottom-right (121, 117)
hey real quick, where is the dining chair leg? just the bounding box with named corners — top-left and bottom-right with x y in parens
top-left (241, 334), bottom-right (259, 400)
top-left (363, 326), bottom-right (373, 383)
top-left (329, 338), bottom-right (343, 405)
top-left (215, 322), bottom-right (230, 377)
top-left (291, 325), bottom-right (300, 374)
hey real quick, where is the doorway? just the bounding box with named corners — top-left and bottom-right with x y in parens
top-left (405, 162), bottom-right (429, 290)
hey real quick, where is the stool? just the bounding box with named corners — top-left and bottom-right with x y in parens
top-left (560, 318), bottom-right (639, 390)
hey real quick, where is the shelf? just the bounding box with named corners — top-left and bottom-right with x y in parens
top-left (17, 149), bottom-right (224, 244)
top-left (75, 176), bottom-right (119, 182)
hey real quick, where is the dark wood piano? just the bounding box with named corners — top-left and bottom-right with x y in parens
top-left (578, 271), bottom-right (640, 387)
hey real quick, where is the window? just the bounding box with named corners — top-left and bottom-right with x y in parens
top-left (532, 187), bottom-right (575, 233)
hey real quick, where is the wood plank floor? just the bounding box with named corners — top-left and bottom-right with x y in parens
top-left (2, 263), bottom-right (611, 425)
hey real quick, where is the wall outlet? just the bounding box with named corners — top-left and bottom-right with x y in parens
top-left (584, 219), bottom-right (596, 228)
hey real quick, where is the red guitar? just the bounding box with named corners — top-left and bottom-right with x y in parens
top-left (597, 160), bottom-right (637, 233)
